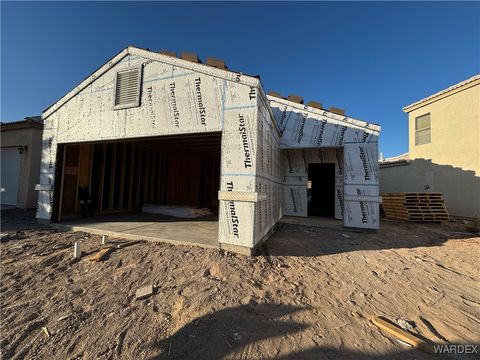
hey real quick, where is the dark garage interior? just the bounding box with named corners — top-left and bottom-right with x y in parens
top-left (53, 132), bottom-right (221, 221)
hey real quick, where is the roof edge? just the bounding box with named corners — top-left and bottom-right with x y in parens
top-left (43, 47), bottom-right (129, 118)
top-left (403, 74), bottom-right (480, 113)
top-left (267, 95), bottom-right (381, 133)
top-left (43, 46), bottom-right (262, 120)
top-left (1, 119), bottom-right (43, 130)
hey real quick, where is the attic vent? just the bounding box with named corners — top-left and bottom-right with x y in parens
top-left (114, 67), bottom-right (142, 110)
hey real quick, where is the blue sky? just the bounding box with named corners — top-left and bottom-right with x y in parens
top-left (1, 2), bottom-right (479, 157)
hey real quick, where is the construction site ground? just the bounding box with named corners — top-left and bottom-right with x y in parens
top-left (1, 209), bottom-right (479, 359)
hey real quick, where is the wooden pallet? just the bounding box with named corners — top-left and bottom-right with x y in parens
top-left (381, 192), bottom-right (449, 222)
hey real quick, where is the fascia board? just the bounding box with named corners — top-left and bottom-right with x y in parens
top-left (267, 95), bottom-right (381, 134)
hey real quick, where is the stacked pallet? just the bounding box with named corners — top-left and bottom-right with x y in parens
top-left (381, 192), bottom-right (449, 222)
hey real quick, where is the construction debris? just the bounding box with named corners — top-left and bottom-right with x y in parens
top-left (371, 316), bottom-right (434, 354)
top-left (57, 315), bottom-right (71, 322)
top-left (88, 247), bottom-right (115, 262)
top-left (42, 326), bottom-right (51, 338)
top-left (115, 240), bottom-right (143, 249)
top-left (2, 209), bottom-right (478, 359)
top-left (381, 192), bottom-right (449, 222)
top-left (135, 285), bottom-right (154, 300)
top-left (395, 318), bottom-right (415, 332)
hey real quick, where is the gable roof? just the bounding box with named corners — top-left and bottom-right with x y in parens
top-left (43, 46), bottom-right (262, 119)
top-left (403, 74), bottom-right (480, 113)
top-left (267, 95), bottom-right (381, 133)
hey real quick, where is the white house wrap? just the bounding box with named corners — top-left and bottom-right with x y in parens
top-left (36, 46), bottom-right (381, 255)
top-left (269, 96), bottom-right (381, 230)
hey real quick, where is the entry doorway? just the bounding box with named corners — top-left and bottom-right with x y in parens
top-left (307, 163), bottom-right (335, 217)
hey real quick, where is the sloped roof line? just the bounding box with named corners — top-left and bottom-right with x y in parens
top-left (267, 95), bottom-right (381, 133)
top-left (43, 46), bottom-right (261, 119)
top-left (403, 74), bottom-right (480, 112)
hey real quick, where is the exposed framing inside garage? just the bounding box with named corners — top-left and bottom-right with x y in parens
top-left (53, 132), bottom-right (222, 221)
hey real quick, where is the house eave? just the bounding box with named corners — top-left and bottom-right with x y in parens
top-left (267, 95), bottom-right (381, 133)
top-left (402, 74), bottom-right (480, 113)
top-left (42, 46), bottom-right (262, 120)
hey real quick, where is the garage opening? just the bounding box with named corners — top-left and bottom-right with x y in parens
top-left (307, 163), bottom-right (335, 217)
top-left (54, 133), bottom-right (221, 247)
top-left (0, 147), bottom-right (21, 206)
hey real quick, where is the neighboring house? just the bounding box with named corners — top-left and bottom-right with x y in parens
top-left (35, 46), bottom-right (380, 254)
top-left (380, 74), bottom-right (480, 218)
top-left (1, 117), bottom-right (44, 209)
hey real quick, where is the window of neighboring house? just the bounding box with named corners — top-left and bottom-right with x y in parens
top-left (415, 113), bottom-right (431, 145)
top-left (114, 67), bottom-right (142, 110)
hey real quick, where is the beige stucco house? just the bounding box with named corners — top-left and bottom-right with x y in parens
top-left (380, 74), bottom-right (480, 218)
top-left (1, 117), bottom-right (44, 209)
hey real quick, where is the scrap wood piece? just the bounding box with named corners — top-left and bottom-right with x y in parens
top-left (135, 285), bottom-right (154, 300)
top-left (88, 246), bottom-right (115, 262)
top-left (42, 326), bottom-right (51, 337)
top-left (116, 240), bottom-right (143, 249)
top-left (371, 316), bottom-right (434, 354)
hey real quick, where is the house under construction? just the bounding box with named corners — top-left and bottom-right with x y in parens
top-left (36, 46), bottom-right (381, 254)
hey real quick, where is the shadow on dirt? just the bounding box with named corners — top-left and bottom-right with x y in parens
top-left (261, 221), bottom-right (477, 257)
top-left (145, 303), bottom-right (478, 360)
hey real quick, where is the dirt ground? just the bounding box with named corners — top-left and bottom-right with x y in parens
top-left (1, 209), bottom-right (479, 360)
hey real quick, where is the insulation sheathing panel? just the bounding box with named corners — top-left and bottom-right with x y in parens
top-left (283, 148), bottom-right (344, 219)
top-left (343, 142), bottom-right (380, 229)
top-left (269, 96), bottom-right (381, 230)
top-left (52, 55), bottom-right (225, 144)
top-left (37, 51), bottom-right (260, 231)
top-left (268, 97), bottom-right (379, 149)
top-left (252, 94), bottom-right (283, 246)
top-left (218, 83), bottom-right (259, 248)
top-left (36, 125), bottom-right (58, 219)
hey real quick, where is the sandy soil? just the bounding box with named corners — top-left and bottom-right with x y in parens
top-left (1, 209), bottom-right (479, 359)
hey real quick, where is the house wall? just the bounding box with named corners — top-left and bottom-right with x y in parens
top-left (380, 160), bottom-right (480, 218)
top-left (217, 90), bottom-right (284, 250)
top-left (37, 49), bottom-right (283, 252)
top-left (253, 94), bottom-right (283, 246)
top-left (1, 126), bottom-right (43, 208)
top-left (283, 148), bottom-right (344, 219)
top-left (38, 53), bottom-right (259, 220)
top-left (407, 82), bottom-right (480, 175)
top-left (268, 97), bottom-right (381, 229)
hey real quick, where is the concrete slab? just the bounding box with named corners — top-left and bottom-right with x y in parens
top-left (58, 212), bottom-right (219, 249)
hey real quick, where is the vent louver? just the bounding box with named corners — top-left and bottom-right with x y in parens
top-left (114, 67), bottom-right (142, 109)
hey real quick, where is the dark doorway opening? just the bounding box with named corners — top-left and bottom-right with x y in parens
top-left (307, 163), bottom-right (335, 217)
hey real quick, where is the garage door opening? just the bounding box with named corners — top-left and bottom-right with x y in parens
top-left (54, 133), bottom-right (221, 247)
top-left (307, 163), bottom-right (335, 217)
top-left (1, 148), bottom-right (21, 206)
